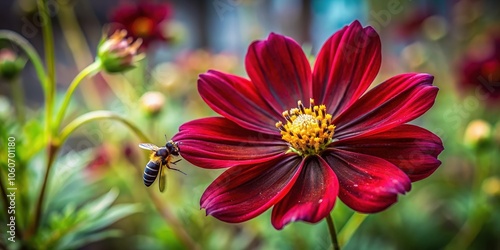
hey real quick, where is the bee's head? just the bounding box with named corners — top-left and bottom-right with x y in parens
top-left (165, 140), bottom-right (180, 156)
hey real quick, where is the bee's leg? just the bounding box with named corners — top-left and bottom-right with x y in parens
top-left (166, 165), bottom-right (187, 175)
top-left (171, 159), bottom-right (182, 165)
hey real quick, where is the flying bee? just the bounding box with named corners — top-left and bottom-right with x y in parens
top-left (138, 138), bottom-right (184, 192)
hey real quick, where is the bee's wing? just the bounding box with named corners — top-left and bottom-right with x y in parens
top-left (158, 163), bottom-right (166, 193)
top-left (139, 143), bottom-right (160, 151)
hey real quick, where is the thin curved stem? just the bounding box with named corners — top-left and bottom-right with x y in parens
top-left (58, 110), bottom-right (198, 248)
top-left (37, 0), bottom-right (56, 139)
top-left (60, 110), bottom-right (150, 145)
top-left (145, 184), bottom-right (200, 250)
top-left (0, 167), bottom-right (23, 239)
top-left (11, 77), bottom-right (26, 124)
top-left (0, 30), bottom-right (47, 92)
top-left (444, 152), bottom-right (490, 250)
top-left (37, 0), bottom-right (55, 91)
top-left (28, 111), bottom-right (149, 238)
top-left (26, 140), bottom-right (59, 238)
top-left (26, 0), bottom-right (57, 238)
top-left (58, 2), bottom-right (103, 109)
top-left (60, 111), bottom-right (199, 248)
top-left (53, 61), bottom-right (102, 132)
top-left (338, 213), bottom-right (367, 246)
top-left (444, 206), bottom-right (488, 250)
top-left (326, 213), bottom-right (340, 250)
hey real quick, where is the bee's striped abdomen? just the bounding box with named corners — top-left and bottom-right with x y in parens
top-left (143, 161), bottom-right (159, 187)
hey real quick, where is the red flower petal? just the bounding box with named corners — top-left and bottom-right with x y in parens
top-left (312, 20), bottom-right (381, 117)
top-left (198, 70), bottom-right (281, 134)
top-left (323, 149), bottom-right (411, 213)
top-left (333, 124), bottom-right (443, 181)
top-left (333, 73), bottom-right (438, 139)
top-left (271, 157), bottom-right (339, 229)
top-left (112, 3), bottom-right (170, 24)
top-left (172, 117), bottom-right (288, 169)
top-left (110, 2), bottom-right (171, 47)
top-left (245, 33), bottom-right (312, 114)
top-left (201, 155), bottom-right (303, 223)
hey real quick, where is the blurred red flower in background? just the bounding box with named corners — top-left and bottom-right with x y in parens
top-left (395, 7), bottom-right (435, 39)
top-left (459, 36), bottom-right (500, 102)
top-left (86, 145), bottom-right (113, 178)
top-left (110, 1), bottom-right (172, 48)
top-left (173, 21), bottom-right (443, 229)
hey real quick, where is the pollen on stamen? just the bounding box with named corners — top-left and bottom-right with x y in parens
top-left (277, 99), bottom-right (336, 156)
top-left (298, 100), bottom-right (306, 113)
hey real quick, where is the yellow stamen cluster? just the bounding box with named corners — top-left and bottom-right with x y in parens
top-left (276, 99), bottom-right (335, 156)
top-left (97, 29), bottom-right (144, 73)
top-left (131, 17), bottom-right (154, 37)
top-left (107, 29), bottom-right (143, 55)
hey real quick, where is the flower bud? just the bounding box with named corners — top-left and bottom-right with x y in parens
top-left (97, 30), bottom-right (143, 73)
top-left (482, 176), bottom-right (500, 198)
top-left (140, 91), bottom-right (165, 116)
top-left (0, 48), bottom-right (26, 80)
top-left (463, 119), bottom-right (492, 149)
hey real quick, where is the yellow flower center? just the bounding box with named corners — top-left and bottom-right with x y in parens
top-left (276, 99), bottom-right (335, 156)
top-left (131, 17), bottom-right (155, 37)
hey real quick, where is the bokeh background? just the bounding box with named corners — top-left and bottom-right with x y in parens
top-left (1, 0), bottom-right (500, 249)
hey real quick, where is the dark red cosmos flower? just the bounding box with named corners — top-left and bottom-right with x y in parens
top-left (459, 36), bottom-right (500, 102)
top-left (173, 21), bottom-right (443, 229)
top-left (394, 7), bottom-right (434, 39)
top-left (110, 1), bottom-right (172, 48)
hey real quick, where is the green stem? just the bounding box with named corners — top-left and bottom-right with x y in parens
top-left (60, 110), bottom-right (150, 144)
top-left (444, 206), bottom-right (488, 250)
top-left (37, 0), bottom-right (56, 139)
top-left (444, 152), bottom-right (490, 250)
top-left (326, 213), bottom-right (340, 250)
top-left (60, 111), bottom-right (199, 249)
top-left (0, 30), bottom-right (48, 92)
top-left (27, 111), bottom-right (150, 238)
top-left (53, 61), bottom-right (102, 132)
top-left (11, 77), bottom-right (26, 124)
top-left (0, 166), bottom-right (23, 239)
top-left (338, 213), bottom-right (368, 246)
top-left (26, 140), bottom-right (59, 238)
top-left (25, 1), bottom-right (57, 238)
top-left (58, 3), bottom-right (104, 109)
top-left (37, 0), bottom-right (55, 92)
top-left (145, 183), bottom-right (200, 250)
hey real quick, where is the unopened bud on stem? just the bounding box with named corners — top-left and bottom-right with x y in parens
top-left (97, 29), bottom-right (144, 73)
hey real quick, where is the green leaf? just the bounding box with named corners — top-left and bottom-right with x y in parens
top-left (21, 117), bottom-right (45, 158)
top-left (45, 149), bottom-right (95, 210)
top-left (58, 229), bottom-right (122, 250)
top-left (79, 203), bottom-right (142, 233)
top-left (83, 188), bottom-right (119, 218)
top-left (36, 191), bottom-right (140, 249)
